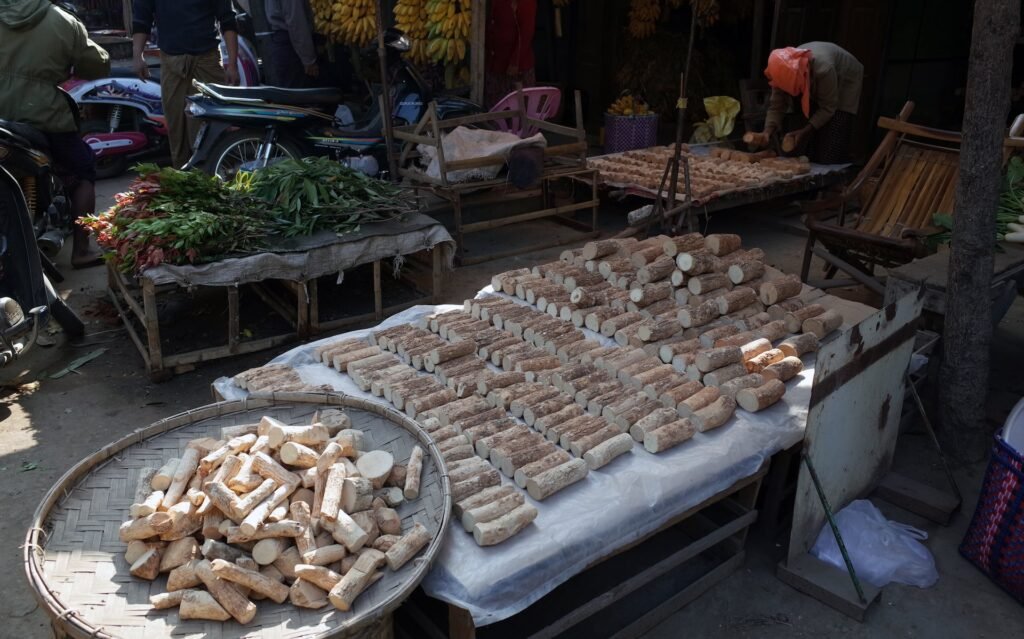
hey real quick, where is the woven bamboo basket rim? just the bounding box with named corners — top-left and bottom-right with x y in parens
top-left (23, 391), bottom-right (452, 639)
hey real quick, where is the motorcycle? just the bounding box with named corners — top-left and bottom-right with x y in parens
top-left (62, 31), bottom-right (262, 178)
top-left (0, 122), bottom-right (87, 359)
top-left (185, 28), bottom-right (482, 180)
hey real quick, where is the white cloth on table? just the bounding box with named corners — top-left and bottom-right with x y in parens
top-left (212, 291), bottom-right (813, 626)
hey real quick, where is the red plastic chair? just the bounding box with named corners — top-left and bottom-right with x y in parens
top-left (490, 86), bottom-right (562, 138)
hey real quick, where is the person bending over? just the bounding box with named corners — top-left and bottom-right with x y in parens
top-left (748, 42), bottom-right (863, 164)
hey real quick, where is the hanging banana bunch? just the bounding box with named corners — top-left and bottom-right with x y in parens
top-left (627, 0), bottom-right (659, 39)
top-left (425, 0), bottom-right (471, 65)
top-left (312, 0), bottom-right (377, 46)
top-left (394, 0), bottom-right (431, 65)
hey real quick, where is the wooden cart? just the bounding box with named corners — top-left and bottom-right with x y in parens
top-left (393, 92), bottom-right (600, 265)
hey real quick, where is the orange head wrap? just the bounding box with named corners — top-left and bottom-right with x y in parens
top-left (765, 47), bottom-right (812, 119)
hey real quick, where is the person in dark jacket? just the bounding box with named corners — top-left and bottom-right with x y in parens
top-left (0, 0), bottom-right (110, 266)
top-left (131, 0), bottom-right (239, 167)
top-left (265, 0), bottom-right (318, 87)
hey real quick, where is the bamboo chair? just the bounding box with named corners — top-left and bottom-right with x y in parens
top-left (801, 103), bottom-right (1024, 294)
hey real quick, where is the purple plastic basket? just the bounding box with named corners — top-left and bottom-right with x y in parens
top-left (959, 435), bottom-right (1024, 604)
top-left (604, 113), bottom-right (659, 154)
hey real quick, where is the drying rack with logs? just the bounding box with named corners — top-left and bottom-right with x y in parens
top-left (587, 145), bottom-right (812, 202)
top-left (235, 232), bottom-right (846, 551)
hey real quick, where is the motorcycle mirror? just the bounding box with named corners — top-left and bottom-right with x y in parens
top-left (385, 28), bottom-right (411, 52)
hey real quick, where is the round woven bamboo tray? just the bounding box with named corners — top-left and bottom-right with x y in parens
top-left (24, 391), bottom-right (452, 639)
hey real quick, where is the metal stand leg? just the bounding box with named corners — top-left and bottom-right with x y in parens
top-left (802, 453), bottom-right (867, 604)
top-left (906, 374), bottom-right (963, 503)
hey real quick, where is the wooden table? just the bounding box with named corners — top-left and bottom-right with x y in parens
top-left (401, 463), bottom-right (768, 639)
top-left (883, 242), bottom-right (1024, 326)
top-left (107, 220), bottom-right (452, 380)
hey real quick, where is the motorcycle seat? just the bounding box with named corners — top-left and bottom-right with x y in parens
top-left (205, 83), bottom-right (342, 106)
top-left (109, 65), bottom-right (161, 82)
top-left (0, 119), bottom-right (49, 151)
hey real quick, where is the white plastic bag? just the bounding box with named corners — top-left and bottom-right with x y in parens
top-left (810, 499), bottom-right (938, 588)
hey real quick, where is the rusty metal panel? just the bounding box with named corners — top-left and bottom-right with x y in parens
top-left (787, 289), bottom-right (924, 561)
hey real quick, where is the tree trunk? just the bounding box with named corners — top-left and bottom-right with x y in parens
top-left (940, 0), bottom-right (1019, 457)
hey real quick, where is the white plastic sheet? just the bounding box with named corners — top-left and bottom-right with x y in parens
top-left (212, 294), bottom-right (816, 626)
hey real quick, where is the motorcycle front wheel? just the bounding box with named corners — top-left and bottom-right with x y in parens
top-left (207, 130), bottom-right (301, 180)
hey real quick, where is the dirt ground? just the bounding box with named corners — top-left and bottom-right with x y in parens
top-left (1, 175), bottom-right (1022, 637)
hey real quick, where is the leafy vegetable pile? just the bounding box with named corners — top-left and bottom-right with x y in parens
top-left (238, 157), bottom-right (416, 237)
top-left (84, 159), bottom-right (414, 273)
top-left (930, 157), bottom-right (1024, 246)
top-left (82, 164), bottom-right (268, 273)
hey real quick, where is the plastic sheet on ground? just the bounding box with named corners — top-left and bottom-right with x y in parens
top-left (212, 292), bottom-right (817, 627)
top-left (139, 212), bottom-right (455, 287)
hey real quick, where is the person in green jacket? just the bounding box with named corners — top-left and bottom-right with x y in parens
top-left (0, 0), bottom-right (110, 267)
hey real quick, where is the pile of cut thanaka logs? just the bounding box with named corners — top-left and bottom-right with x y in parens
top-left (241, 232), bottom-right (843, 549)
top-left (589, 146), bottom-right (812, 198)
top-left (122, 409), bottom-right (432, 623)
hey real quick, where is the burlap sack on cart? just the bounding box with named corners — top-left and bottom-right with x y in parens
top-left (419, 126), bottom-right (546, 183)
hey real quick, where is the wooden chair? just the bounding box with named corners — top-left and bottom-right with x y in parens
top-left (801, 103), bottom-right (1024, 295)
top-left (800, 102), bottom-right (949, 294)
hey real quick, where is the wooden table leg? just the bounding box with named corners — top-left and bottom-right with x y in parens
top-left (297, 280), bottom-right (311, 338)
top-left (373, 260), bottom-right (383, 321)
top-left (309, 278), bottom-right (320, 334)
top-left (448, 604), bottom-right (476, 639)
top-left (452, 193), bottom-right (465, 263)
top-left (227, 286), bottom-right (240, 354)
top-left (432, 246), bottom-right (443, 303)
top-left (141, 278), bottom-right (163, 376)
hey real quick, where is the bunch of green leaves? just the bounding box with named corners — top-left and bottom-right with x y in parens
top-left (241, 157), bottom-right (415, 237)
top-left (83, 164), bottom-right (269, 273)
top-left (929, 156), bottom-right (1024, 248)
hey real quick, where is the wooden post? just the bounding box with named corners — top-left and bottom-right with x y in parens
top-left (940, 0), bottom-right (1020, 455)
top-left (470, 0), bottom-right (486, 106)
top-left (375, 0), bottom-right (399, 181)
top-left (750, 0), bottom-right (766, 79)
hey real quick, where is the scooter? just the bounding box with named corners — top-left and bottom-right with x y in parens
top-left (0, 122), bottom-right (87, 353)
top-left (63, 32), bottom-right (263, 178)
top-left (0, 166), bottom-right (49, 367)
top-left (185, 28), bottom-right (482, 179)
